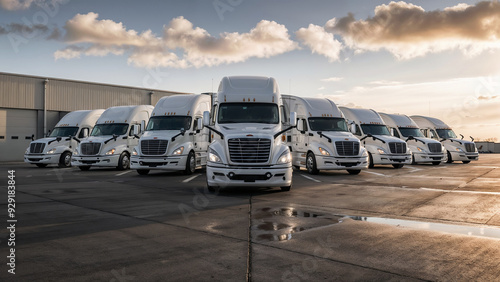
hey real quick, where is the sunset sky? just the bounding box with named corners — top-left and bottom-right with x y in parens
top-left (1, 0), bottom-right (499, 141)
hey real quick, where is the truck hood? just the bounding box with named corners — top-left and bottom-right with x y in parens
top-left (81, 136), bottom-right (120, 144)
top-left (140, 130), bottom-right (183, 141)
top-left (218, 123), bottom-right (280, 138)
top-left (371, 135), bottom-right (405, 143)
top-left (320, 131), bottom-right (358, 142)
top-left (30, 137), bottom-right (70, 150)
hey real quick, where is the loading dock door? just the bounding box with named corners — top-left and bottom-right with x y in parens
top-left (0, 108), bottom-right (37, 161)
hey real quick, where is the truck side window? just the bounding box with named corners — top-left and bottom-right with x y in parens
top-left (211, 105), bottom-right (217, 124)
top-left (420, 129), bottom-right (427, 137)
top-left (354, 125), bottom-right (362, 136)
top-left (78, 128), bottom-right (87, 138)
top-left (430, 129), bottom-right (438, 139)
top-left (392, 128), bottom-right (400, 138)
top-left (193, 119), bottom-right (198, 131)
top-left (302, 119), bottom-right (308, 131)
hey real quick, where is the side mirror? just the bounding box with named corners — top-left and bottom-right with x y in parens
top-left (296, 121), bottom-right (304, 132)
top-left (181, 128), bottom-right (186, 135)
top-left (289, 112), bottom-right (297, 127)
top-left (350, 123), bottom-right (356, 134)
top-left (197, 118), bottom-right (204, 131)
top-left (81, 128), bottom-right (89, 138)
top-left (46, 130), bottom-right (51, 137)
top-left (203, 111), bottom-right (210, 126)
top-left (133, 124), bottom-right (139, 135)
top-left (390, 128), bottom-right (395, 136)
top-left (141, 120), bottom-right (146, 133)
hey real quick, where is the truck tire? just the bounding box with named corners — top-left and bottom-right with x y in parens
top-left (462, 161), bottom-right (471, 164)
top-left (293, 165), bottom-right (301, 170)
top-left (79, 166), bottom-right (91, 171)
top-left (59, 151), bottom-right (72, 168)
top-left (306, 152), bottom-right (319, 175)
top-left (281, 185), bottom-right (291, 192)
top-left (184, 151), bottom-right (196, 175)
top-left (35, 163), bottom-right (48, 168)
top-left (137, 169), bottom-right (150, 175)
top-left (117, 152), bottom-right (130, 170)
top-left (411, 155), bottom-right (416, 165)
top-left (368, 153), bottom-right (374, 168)
top-left (446, 151), bottom-right (453, 163)
top-left (347, 169), bottom-right (361, 175)
top-left (392, 164), bottom-right (404, 169)
top-left (432, 161), bottom-right (441, 165)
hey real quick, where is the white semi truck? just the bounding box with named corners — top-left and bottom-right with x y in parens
top-left (282, 95), bottom-right (368, 175)
top-left (72, 105), bottom-right (153, 170)
top-left (379, 113), bottom-right (446, 165)
top-left (410, 115), bottom-right (478, 164)
top-left (130, 94), bottom-right (211, 175)
top-left (339, 107), bottom-right (411, 169)
top-left (204, 76), bottom-right (296, 192)
top-left (24, 109), bottom-right (104, 168)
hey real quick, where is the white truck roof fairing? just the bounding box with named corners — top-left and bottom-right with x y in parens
top-left (410, 115), bottom-right (452, 130)
top-left (97, 105), bottom-right (154, 124)
top-left (379, 113), bottom-right (419, 129)
top-left (152, 94), bottom-right (211, 117)
top-left (283, 95), bottom-right (343, 118)
top-left (339, 107), bottom-right (385, 125)
top-left (56, 109), bottom-right (105, 128)
top-left (217, 76), bottom-right (279, 103)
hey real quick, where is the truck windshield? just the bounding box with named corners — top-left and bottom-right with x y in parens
top-left (90, 124), bottom-right (129, 136)
top-left (398, 127), bottom-right (424, 138)
top-left (218, 103), bottom-right (279, 124)
top-left (146, 116), bottom-right (192, 131)
top-left (360, 124), bottom-right (391, 136)
top-left (436, 129), bottom-right (457, 139)
top-left (49, 127), bottom-right (79, 137)
top-left (308, 118), bottom-right (348, 132)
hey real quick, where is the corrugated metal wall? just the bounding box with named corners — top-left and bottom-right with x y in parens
top-left (0, 73), bottom-right (44, 109)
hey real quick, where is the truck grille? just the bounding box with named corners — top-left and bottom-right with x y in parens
top-left (335, 141), bottom-right (360, 156)
top-left (30, 143), bottom-right (45, 154)
top-left (81, 143), bottom-right (101, 155)
top-left (228, 138), bottom-right (271, 163)
top-left (141, 140), bottom-right (168, 155)
top-left (428, 143), bottom-right (442, 153)
top-left (389, 142), bottom-right (406, 154)
top-left (465, 143), bottom-right (476, 152)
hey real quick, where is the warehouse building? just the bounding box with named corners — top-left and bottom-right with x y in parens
top-left (0, 72), bottom-right (189, 161)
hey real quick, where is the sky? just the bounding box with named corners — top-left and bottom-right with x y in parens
top-left (0, 0), bottom-right (499, 141)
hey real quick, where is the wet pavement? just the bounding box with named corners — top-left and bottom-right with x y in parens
top-left (1, 155), bottom-right (500, 280)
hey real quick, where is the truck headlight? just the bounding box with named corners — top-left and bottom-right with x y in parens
top-left (416, 147), bottom-right (425, 152)
top-left (73, 149), bottom-right (79, 156)
top-left (46, 148), bottom-right (57, 154)
top-left (105, 148), bottom-right (116, 155)
top-left (208, 148), bottom-right (222, 163)
top-left (318, 147), bottom-right (330, 156)
top-left (377, 148), bottom-right (386, 154)
top-left (455, 147), bottom-right (464, 153)
top-left (277, 150), bottom-right (292, 164)
top-left (172, 146), bottom-right (184, 155)
top-left (132, 148), bottom-right (138, 156)
top-left (361, 149), bottom-right (368, 157)
top-left (25, 148), bottom-right (29, 154)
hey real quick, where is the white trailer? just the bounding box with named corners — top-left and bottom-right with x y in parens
top-left (379, 113), bottom-right (446, 165)
top-left (339, 107), bottom-right (411, 168)
top-left (410, 115), bottom-right (478, 164)
top-left (282, 95), bottom-right (368, 175)
top-left (24, 109), bottom-right (104, 168)
top-left (130, 94), bottom-right (211, 175)
top-left (204, 76), bottom-right (297, 192)
top-left (72, 105), bottom-right (153, 170)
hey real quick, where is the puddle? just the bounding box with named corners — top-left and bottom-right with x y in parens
top-left (347, 216), bottom-right (500, 240)
top-left (253, 207), bottom-right (341, 242)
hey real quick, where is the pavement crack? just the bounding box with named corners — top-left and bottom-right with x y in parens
top-left (246, 194), bottom-right (253, 282)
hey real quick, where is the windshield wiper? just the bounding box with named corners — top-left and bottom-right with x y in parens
top-left (440, 138), bottom-right (462, 145)
top-left (360, 133), bottom-right (386, 144)
top-left (406, 136), bottom-right (425, 145)
top-left (206, 125), bottom-right (224, 140)
top-left (104, 134), bottom-right (118, 144)
top-left (48, 137), bottom-right (62, 145)
top-left (317, 131), bottom-right (332, 143)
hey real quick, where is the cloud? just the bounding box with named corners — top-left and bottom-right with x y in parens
top-left (369, 80), bottom-right (402, 86)
top-left (478, 95), bottom-right (498, 100)
top-left (0, 0), bottom-right (36, 10)
top-left (321, 77), bottom-right (344, 82)
top-left (295, 23), bottom-right (342, 62)
top-left (55, 13), bottom-right (297, 68)
top-left (325, 1), bottom-right (500, 59)
top-left (0, 22), bottom-right (60, 40)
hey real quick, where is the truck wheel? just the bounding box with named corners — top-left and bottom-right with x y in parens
top-left (462, 161), bottom-right (471, 164)
top-left (137, 169), bottom-right (150, 175)
top-left (59, 151), bottom-right (72, 168)
top-left (281, 185), bottom-right (291, 192)
top-left (392, 164), bottom-right (404, 169)
top-left (432, 161), bottom-right (441, 165)
top-left (35, 164), bottom-right (48, 168)
top-left (446, 151), bottom-right (453, 163)
top-left (347, 169), bottom-right (361, 175)
top-left (117, 152), bottom-right (130, 170)
top-left (306, 152), bottom-right (319, 175)
top-left (184, 151), bottom-right (196, 175)
top-left (411, 155), bottom-right (416, 165)
top-left (368, 153), bottom-right (374, 168)
top-left (293, 165), bottom-right (300, 170)
top-left (79, 166), bottom-right (91, 171)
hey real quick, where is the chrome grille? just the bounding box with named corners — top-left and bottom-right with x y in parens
top-left (228, 138), bottom-right (271, 163)
top-left (389, 142), bottom-right (406, 154)
top-left (30, 143), bottom-right (45, 154)
top-left (81, 142), bottom-right (101, 155)
top-left (335, 141), bottom-right (360, 156)
top-left (465, 143), bottom-right (476, 152)
top-left (141, 139), bottom-right (168, 155)
top-left (428, 143), bottom-right (442, 153)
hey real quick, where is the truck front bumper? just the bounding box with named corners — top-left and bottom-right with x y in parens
top-left (316, 155), bottom-right (368, 170)
top-left (372, 153), bottom-right (412, 165)
top-left (413, 152), bottom-right (446, 163)
top-left (71, 155), bottom-right (120, 167)
top-left (449, 151), bottom-right (479, 162)
top-left (24, 154), bottom-right (60, 165)
top-left (206, 163), bottom-right (292, 188)
top-left (130, 155), bottom-right (187, 171)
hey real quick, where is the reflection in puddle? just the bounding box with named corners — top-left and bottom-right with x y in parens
top-left (348, 216), bottom-right (500, 240)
